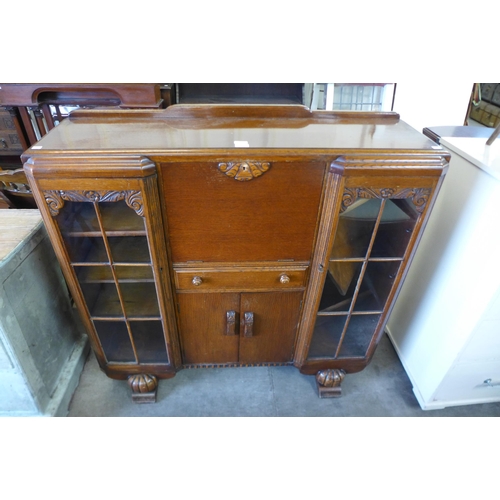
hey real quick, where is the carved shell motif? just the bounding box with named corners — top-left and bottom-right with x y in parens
top-left (218, 161), bottom-right (270, 181)
top-left (43, 190), bottom-right (144, 217)
top-left (340, 187), bottom-right (431, 213)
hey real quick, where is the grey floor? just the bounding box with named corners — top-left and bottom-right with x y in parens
top-left (67, 333), bottom-right (500, 417)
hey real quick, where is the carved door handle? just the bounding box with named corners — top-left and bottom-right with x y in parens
top-left (242, 312), bottom-right (254, 338)
top-left (225, 310), bottom-right (238, 336)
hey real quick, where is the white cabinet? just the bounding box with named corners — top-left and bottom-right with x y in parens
top-left (387, 132), bottom-right (500, 410)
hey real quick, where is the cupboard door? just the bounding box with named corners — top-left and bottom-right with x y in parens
top-left (239, 291), bottom-right (303, 364)
top-left (178, 293), bottom-right (240, 364)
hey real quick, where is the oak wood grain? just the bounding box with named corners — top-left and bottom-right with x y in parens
top-left (178, 293), bottom-right (240, 364)
top-left (174, 265), bottom-right (308, 292)
top-left (239, 291), bottom-right (303, 363)
top-left (161, 160), bottom-right (326, 263)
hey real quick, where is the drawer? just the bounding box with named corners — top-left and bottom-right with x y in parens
top-left (174, 265), bottom-right (309, 292)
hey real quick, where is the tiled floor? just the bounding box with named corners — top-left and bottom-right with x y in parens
top-left (67, 333), bottom-right (500, 417)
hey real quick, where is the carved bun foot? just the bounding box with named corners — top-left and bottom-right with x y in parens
top-left (316, 369), bottom-right (346, 398)
top-left (127, 374), bottom-right (158, 403)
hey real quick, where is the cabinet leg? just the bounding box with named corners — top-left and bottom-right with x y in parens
top-left (127, 374), bottom-right (158, 403)
top-left (316, 369), bottom-right (346, 398)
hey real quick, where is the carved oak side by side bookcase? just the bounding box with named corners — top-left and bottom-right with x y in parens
top-left (22, 105), bottom-right (449, 403)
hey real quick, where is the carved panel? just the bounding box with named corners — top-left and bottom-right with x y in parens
top-left (43, 190), bottom-right (144, 216)
top-left (218, 161), bottom-right (270, 181)
top-left (340, 187), bottom-right (431, 213)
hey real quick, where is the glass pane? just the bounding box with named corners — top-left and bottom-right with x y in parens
top-left (108, 236), bottom-right (151, 263)
top-left (114, 265), bottom-right (154, 281)
top-left (337, 314), bottom-right (381, 358)
top-left (330, 198), bottom-right (382, 259)
top-left (353, 261), bottom-right (400, 312)
top-left (76, 265), bottom-right (114, 283)
top-left (94, 320), bottom-right (135, 362)
top-left (130, 321), bottom-right (169, 363)
top-left (320, 262), bottom-right (363, 312)
top-left (100, 201), bottom-right (145, 232)
top-left (62, 235), bottom-right (108, 263)
top-left (307, 314), bottom-right (347, 359)
top-left (80, 282), bottom-right (123, 317)
top-left (120, 282), bottom-right (160, 317)
top-left (371, 199), bottom-right (418, 258)
top-left (55, 201), bottom-right (99, 233)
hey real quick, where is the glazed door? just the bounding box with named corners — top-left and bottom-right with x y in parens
top-left (306, 187), bottom-right (429, 362)
top-left (47, 192), bottom-right (172, 367)
top-left (178, 291), bottom-right (302, 365)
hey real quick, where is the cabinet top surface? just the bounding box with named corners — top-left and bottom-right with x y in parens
top-left (24, 105), bottom-right (444, 155)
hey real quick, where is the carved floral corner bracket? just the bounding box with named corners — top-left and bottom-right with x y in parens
top-left (340, 187), bottom-right (431, 214)
top-left (218, 161), bottom-right (270, 181)
top-left (44, 190), bottom-right (144, 217)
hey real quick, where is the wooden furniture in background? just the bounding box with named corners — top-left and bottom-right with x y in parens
top-left (22, 104), bottom-right (449, 403)
top-left (0, 84), bottom-right (173, 207)
top-left (0, 83), bottom-right (173, 150)
top-left (0, 168), bottom-right (36, 208)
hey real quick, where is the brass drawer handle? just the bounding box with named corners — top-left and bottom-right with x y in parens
top-left (280, 274), bottom-right (291, 284)
top-left (192, 276), bottom-right (203, 286)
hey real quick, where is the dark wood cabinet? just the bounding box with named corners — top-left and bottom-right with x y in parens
top-left (22, 104), bottom-right (449, 403)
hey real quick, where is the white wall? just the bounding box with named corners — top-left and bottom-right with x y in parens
top-left (393, 82), bottom-right (474, 132)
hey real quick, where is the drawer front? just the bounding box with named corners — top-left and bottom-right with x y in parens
top-left (174, 266), bottom-right (308, 291)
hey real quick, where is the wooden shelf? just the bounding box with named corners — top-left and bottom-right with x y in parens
top-left (81, 282), bottom-right (161, 318)
top-left (76, 265), bottom-right (154, 283)
top-left (65, 235), bottom-right (151, 264)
